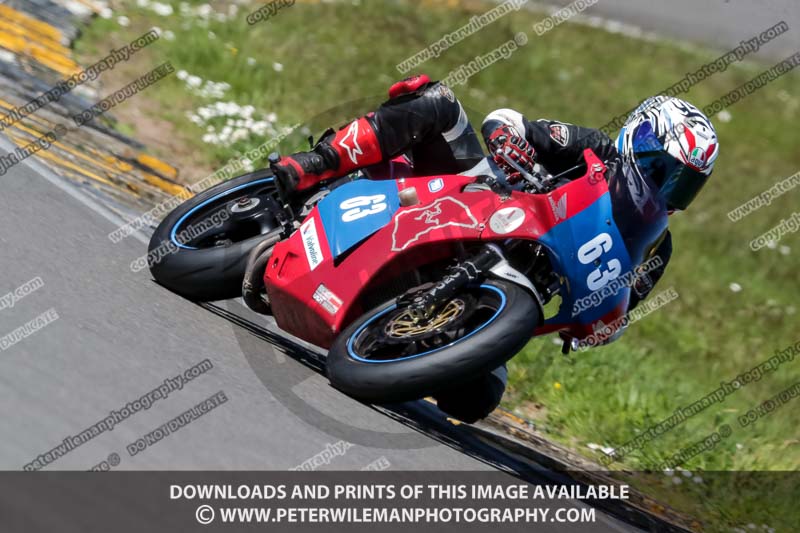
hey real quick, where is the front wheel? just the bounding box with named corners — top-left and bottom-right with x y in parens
top-left (326, 280), bottom-right (540, 404)
top-left (148, 169), bottom-right (283, 301)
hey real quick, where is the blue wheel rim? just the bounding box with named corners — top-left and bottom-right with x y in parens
top-left (169, 177), bottom-right (274, 250)
top-left (346, 284), bottom-right (507, 364)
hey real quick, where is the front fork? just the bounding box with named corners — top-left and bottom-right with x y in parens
top-left (404, 246), bottom-right (501, 322)
top-left (404, 244), bottom-right (546, 324)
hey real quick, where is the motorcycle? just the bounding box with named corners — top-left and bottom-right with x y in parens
top-left (149, 147), bottom-right (646, 404)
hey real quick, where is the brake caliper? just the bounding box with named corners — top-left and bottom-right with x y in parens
top-left (403, 246), bottom-right (502, 323)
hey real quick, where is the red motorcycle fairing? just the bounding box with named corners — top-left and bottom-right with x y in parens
top-left (265, 174), bottom-right (491, 347)
top-left (265, 150), bottom-right (625, 349)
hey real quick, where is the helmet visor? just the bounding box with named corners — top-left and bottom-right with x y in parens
top-left (656, 164), bottom-right (708, 210)
top-left (631, 122), bottom-right (708, 210)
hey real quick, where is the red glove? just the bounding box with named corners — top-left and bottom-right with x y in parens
top-left (486, 125), bottom-right (535, 181)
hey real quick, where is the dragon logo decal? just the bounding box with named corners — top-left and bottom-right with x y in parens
top-left (391, 197), bottom-right (479, 251)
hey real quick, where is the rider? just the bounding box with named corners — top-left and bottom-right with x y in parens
top-left (271, 74), bottom-right (719, 423)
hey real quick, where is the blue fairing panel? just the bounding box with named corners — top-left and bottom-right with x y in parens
top-left (539, 191), bottom-right (633, 326)
top-left (316, 180), bottom-right (401, 259)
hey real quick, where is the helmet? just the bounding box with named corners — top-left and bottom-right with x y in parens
top-left (616, 96), bottom-right (718, 210)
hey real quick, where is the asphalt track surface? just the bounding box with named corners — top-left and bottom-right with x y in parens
top-left (12, 1), bottom-right (794, 526)
top-left (540, 0), bottom-right (800, 61)
top-left (0, 135), bottom-right (642, 533)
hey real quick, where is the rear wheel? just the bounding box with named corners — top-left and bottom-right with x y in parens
top-left (148, 169), bottom-right (285, 301)
top-left (326, 280), bottom-right (539, 403)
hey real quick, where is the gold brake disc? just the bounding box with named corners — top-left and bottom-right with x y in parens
top-left (384, 298), bottom-right (466, 339)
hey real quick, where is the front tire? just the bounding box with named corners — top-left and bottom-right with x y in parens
top-left (326, 280), bottom-right (540, 404)
top-left (148, 169), bottom-right (282, 301)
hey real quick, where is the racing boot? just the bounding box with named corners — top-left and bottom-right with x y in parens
top-left (434, 366), bottom-right (507, 424)
top-left (271, 116), bottom-right (383, 198)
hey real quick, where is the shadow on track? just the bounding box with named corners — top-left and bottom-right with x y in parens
top-left (198, 301), bottom-right (687, 533)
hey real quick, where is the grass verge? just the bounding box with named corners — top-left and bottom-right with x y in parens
top-left (75, 1), bottom-right (800, 529)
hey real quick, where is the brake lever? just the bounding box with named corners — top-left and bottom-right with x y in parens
top-left (494, 149), bottom-right (555, 193)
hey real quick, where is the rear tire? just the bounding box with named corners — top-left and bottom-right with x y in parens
top-left (148, 169), bottom-right (281, 301)
top-left (326, 280), bottom-right (539, 404)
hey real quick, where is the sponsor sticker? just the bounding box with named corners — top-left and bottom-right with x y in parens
top-left (428, 178), bottom-right (444, 193)
top-left (548, 193), bottom-right (567, 222)
top-left (489, 206), bottom-right (525, 234)
top-left (689, 147), bottom-right (707, 168)
top-left (300, 218), bottom-right (324, 270)
top-left (549, 123), bottom-right (569, 147)
top-left (312, 284), bottom-right (343, 315)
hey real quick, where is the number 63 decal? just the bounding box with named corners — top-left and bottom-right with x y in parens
top-left (577, 232), bottom-right (622, 291)
top-left (340, 194), bottom-right (387, 222)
